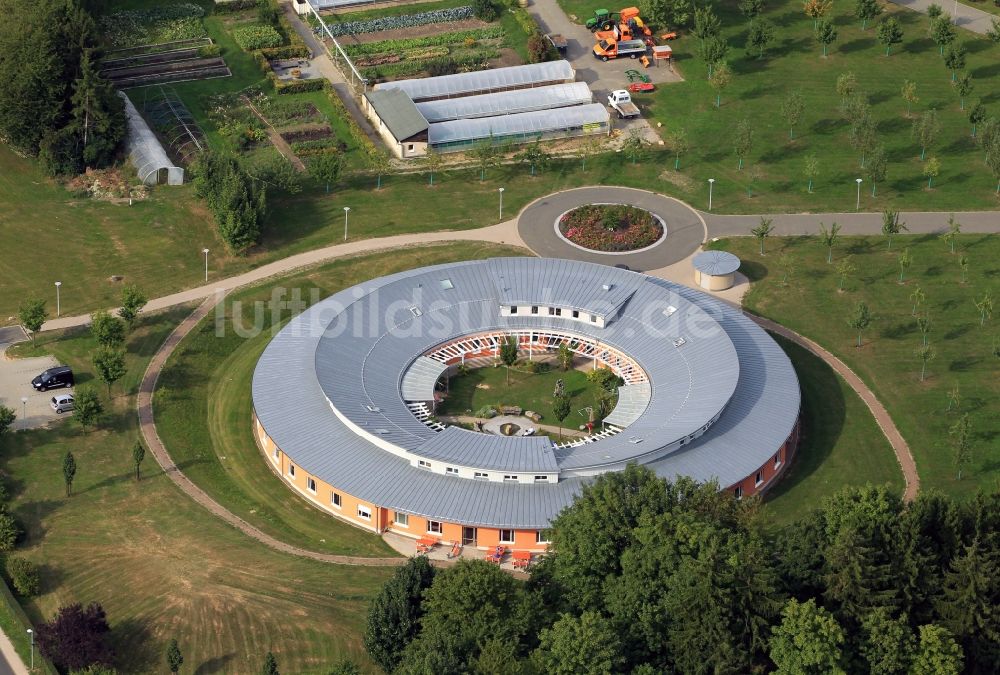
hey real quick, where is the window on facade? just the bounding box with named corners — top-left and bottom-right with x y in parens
top-left (332, 492), bottom-right (342, 508)
top-left (572, 310), bottom-right (579, 318)
top-left (357, 506), bottom-right (372, 520)
top-left (774, 452), bottom-right (782, 469)
top-left (530, 306), bottom-right (539, 315)
top-left (503, 475), bottom-right (518, 483)
top-left (288, 464), bottom-right (296, 477)
top-left (734, 486), bottom-right (743, 499)
top-left (590, 314), bottom-right (599, 323)
top-left (394, 512), bottom-right (409, 527)
top-left (418, 460), bottom-right (431, 470)
top-left (307, 477), bottom-right (316, 493)
top-left (474, 472), bottom-right (489, 480)
top-left (407, 144), bottom-right (414, 151)
top-left (272, 447), bottom-right (279, 461)
top-left (755, 471), bottom-right (764, 487)
top-left (446, 467), bottom-right (459, 475)
top-left (509, 306), bottom-right (517, 314)
top-left (499, 529), bottom-right (515, 544)
top-left (533, 475), bottom-right (549, 483)
top-left (427, 520), bottom-right (443, 534)
top-left (536, 529), bottom-right (552, 544)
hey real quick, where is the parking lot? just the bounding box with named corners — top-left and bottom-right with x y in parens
top-left (0, 326), bottom-right (71, 430)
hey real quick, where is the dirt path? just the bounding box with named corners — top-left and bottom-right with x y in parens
top-left (136, 293), bottom-right (405, 566)
top-left (748, 313), bottom-right (920, 502)
top-left (242, 95), bottom-right (307, 172)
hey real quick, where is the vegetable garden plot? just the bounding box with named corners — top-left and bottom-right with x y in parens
top-left (100, 3), bottom-right (207, 49)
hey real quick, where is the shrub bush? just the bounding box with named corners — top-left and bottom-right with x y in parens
top-left (6, 557), bottom-right (40, 596)
top-left (274, 77), bottom-right (327, 95)
top-left (527, 32), bottom-right (551, 63)
top-left (213, 0), bottom-right (259, 12)
top-left (511, 7), bottom-right (538, 35)
top-left (232, 24), bottom-right (284, 50)
top-left (559, 205), bottom-right (663, 252)
top-left (473, 0), bottom-right (498, 22)
top-left (197, 43), bottom-right (222, 58)
top-left (0, 510), bottom-right (20, 552)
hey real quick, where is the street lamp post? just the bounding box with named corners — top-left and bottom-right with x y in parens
top-left (498, 187), bottom-right (505, 222)
top-left (855, 178), bottom-right (863, 211)
top-left (27, 628), bottom-right (33, 672)
top-left (202, 248), bottom-right (209, 282)
top-left (20, 397), bottom-right (27, 431)
top-left (54, 281), bottom-right (61, 318)
top-left (707, 178), bottom-right (715, 211)
top-left (343, 207), bottom-right (351, 241)
top-left (953, 0), bottom-right (959, 23)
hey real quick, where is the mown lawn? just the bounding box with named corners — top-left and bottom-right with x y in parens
top-left (2, 308), bottom-right (391, 673)
top-left (437, 361), bottom-right (611, 428)
top-left (154, 241), bottom-right (529, 557)
top-left (762, 335), bottom-right (903, 526)
top-left (712, 233), bottom-right (1000, 500)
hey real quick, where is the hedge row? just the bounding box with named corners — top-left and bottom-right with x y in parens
top-left (360, 48), bottom-right (498, 80)
top-left (343, 26), bottom-right (506, 56)
top-left (233, 24), bottom-right (284, 50)
top-left (324, 6), bottom-right (475, 37)
top-left (324, 88), bottom-right (379, 161)
top-left (258, 14), bottom-right (311, 59)
top-left (212, 0), bottom-right (260, 12)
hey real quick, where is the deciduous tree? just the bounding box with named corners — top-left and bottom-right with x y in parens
top-left (974, 290), bottom-right (993, 326)
top-left (35, 602), bottom-right (112, 672)
top-left (132, 440), bottom-right (146, 481)
top-left (915, 343), bottom-right (935, 381)
top-left (898, 247), bottom-right (912, 282)
top-left (308, 152), bottom-right (345, 194)
top-left (867, 143), bottom-right (887, 195)
top-left (948, 414), bottom-right (972, 479)
top-left (780, 90), bottom-right (805, 139)
top-left (836, 256), bottom-right (857, 291)
top-left (815, 19), bottom-right (838, 56)
top-left (769, 598), bottom-right (846, 674)
top-left (901, 79), bottom-right (919, 117)
top-left (836, 72), bottom-right (858, 100)
top-left (533, 612), bottom-right (624, 675)
top-left (699, 36), bottom-right (729, 77)
top-left (751, 217), bottom-right (775, 254)
top-left (514, 139), bottom-right (551, 175)
top-left (917, 314), bottom-right (932, 346)
top-left (0, 406), bottom-right (14, 437)
top-left (166, 639), bottom-right (183, 674)
top-left (819, 221), bottom-right (841, 263)
top-left (363, 557), bottom-right (436, 673)
top-left (912, 109), bottom-right (940, 160)
top-left (93, 347), bottom-right (126, 396)
top-left (848, 301), bottom-right (872, 347)
top-left (709, 60), bottom-right (733, 107)
top-left (669, 128), bottom-right (690, 169)
top-left (747, 18), bottom-right (775, 58)
top-left (422, 147), bottom-right (443, 186)
top-left (804, 0), bottom-right (833, 29)
top-left (621, 129), bottom-right (646, 165)
top-left (553, 393), bottom-right (571, 441)
top-left (942, 44), bottom-right (966, 82)
top-left (958, 254), bottom-right (969, 283)
top-left (74, 386), bottom-right (103, 432)
top-left (930, 15), bottom-right (956, 55)
top-left (876, 16), bottom-right (903, 55)
top-left (17, 298), bottom-right (46, 345)
top-left (910, 624), bottom-right (964, 675)
top-left (941, 214), bottom-right (961, 253)
top-left (860, 608), bottom-right (916, 674)
top-left (90, 310), bottom-right (125, 348)
top-left (882, 209), bottom-right (908, 251)
top-left (804, 153), bottom-right (819, 193)
top-left (63, 451), bottom-right (76, 496)
top-left (368, 149), bottom-right (392, 190)
top-left (924, 156), bottom-right (941, 188)
top-left (968, 102), bottom-right (986, 137)
top-left (953, 73), bottom-right (972, 110)
top-left (692, 6), bottom-right (722, 42)
top-left (733, 119), bottom-right (753, 170)
top-left (856, 0), bottom-right (883, 29)
top-left (118, 284), bottom-right (147, 330)
top-left (739, 0), bottom-right (766, 21)
top-left (910, 285), bottom-right (926, 316)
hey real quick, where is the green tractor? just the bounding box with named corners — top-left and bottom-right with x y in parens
top-left (585, 8), bottom-right (615, 32)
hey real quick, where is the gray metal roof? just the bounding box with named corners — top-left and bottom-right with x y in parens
top-left (375, 60), bottom-right (575, 101)
top-left (414, 426), bottom-right (558, 472)
top-left (693, 250), bottom-right (741, 275)
top-left (252, 258), bottom-right (800, 529)
top-left (428, 104), bottom-right (609, 146)
top-left (364, 88), bottom-right (428, 141)
top-left (415, 82), bottom-right (593, 123)
top-left (400, 356), bottom-right (447, 401)
top-left (603, 382), bottom-right (651, 427)
top-left (489, 257), bottom-right (637, 318)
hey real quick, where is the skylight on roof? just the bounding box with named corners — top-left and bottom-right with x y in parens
top-left (439, 279), bottom-right (454, 290)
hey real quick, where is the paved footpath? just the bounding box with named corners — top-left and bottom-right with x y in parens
top-left (890, 0), bottom-right (998, 35)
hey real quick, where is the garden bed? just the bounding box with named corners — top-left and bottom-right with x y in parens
top-left (100, 3), bottom-right (207, 48)
top-left (558, 205), bottom-right (664, 253)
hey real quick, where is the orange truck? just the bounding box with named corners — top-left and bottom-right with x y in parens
top-left (593, 38), bottom-right (647, 61)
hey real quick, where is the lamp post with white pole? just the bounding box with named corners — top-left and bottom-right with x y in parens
top-left (54, 281), bottom-right (61, 318)
top-left (343, 207), bottom-right (351, 241)
top-left (953, 0), bottom-right (959, 23)
top-left (855, 178), bottom-right (863, 211)
top-left (20, 397), bottom-right (27, 431)
top-left (707, 178), bottom-right (715, 211)
top-left (498, 187), bottom-right (505, 222)
top-left (202, 248), bottom-right (209, 282)
top-left (27, 628), bottom-right (33, 672)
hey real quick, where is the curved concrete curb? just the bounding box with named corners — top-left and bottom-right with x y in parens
top-left (747, 313), bottom-right (919, 502)
top-left (517, 186), bottom-right (707, 271)
top-left (137, 293), bottom-right (406, 566)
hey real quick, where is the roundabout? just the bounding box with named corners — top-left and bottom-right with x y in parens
top-left (518, 186), bottom-right (706, 271)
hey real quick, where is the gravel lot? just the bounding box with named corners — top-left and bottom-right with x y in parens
top-left (0, 326), bottom-right (71, 430)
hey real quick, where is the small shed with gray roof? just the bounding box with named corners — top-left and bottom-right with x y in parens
top-left (361, 88), bottom-right (429, 158)
top-left (692, 250), bottom-right (741, 291)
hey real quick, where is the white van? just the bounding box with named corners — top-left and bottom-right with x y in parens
top-left (50, 394), bottom-right (74, 414)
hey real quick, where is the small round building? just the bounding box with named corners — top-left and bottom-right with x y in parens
top-left (692, 250), bottom-right (741, 291)
top-left (252, 258), bottom-right (799, 553)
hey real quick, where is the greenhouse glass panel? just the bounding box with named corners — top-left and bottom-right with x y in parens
top-left (374, 61), bottom-right (575, 101)
top-left (416, 82), bottom-right (593, 123)
top-left (428, 103), bottom-right (609, 152)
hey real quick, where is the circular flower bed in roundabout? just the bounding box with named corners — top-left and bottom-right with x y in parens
top-left (557, 204), bottom-right (665, 253)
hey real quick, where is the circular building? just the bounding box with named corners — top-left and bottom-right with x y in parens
top-left (692, 250), bottom-right (741, 291)
top-left (252, 258), bottom-right (799, 553)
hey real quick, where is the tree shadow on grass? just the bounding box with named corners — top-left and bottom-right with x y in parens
top-left (13, 499), bottom-right (61, 545)
top-left (944, 323), bottom-right (974, 340)
top-left (762, 335), bottom-right (848, 504)
top-left (881, 321), bottom-right (916, 340)
top-left (194, 653), bottom-right (239, 674)
top-left (840, 37), bottom-right (876, 55)
top-left (77, 470), bottom-right (135, 496)
top-left (112, 617), bottom-right (158, 673)
top-left (739, 259), bottom-right (768, 282)
top-left (949, 356), bottom-right (981, 372)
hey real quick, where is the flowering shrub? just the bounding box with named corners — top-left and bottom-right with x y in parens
top-left (559, 205), bottom-right (663, 252)
top-left (100, 4), bottom-right (206, 48)
top-left (232, 24), bottom-right (284, 51)
top-left (325, 6), bottom-right (475, 37)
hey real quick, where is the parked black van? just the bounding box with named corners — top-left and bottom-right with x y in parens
top-left (31, 366), bottom-right (74, 391)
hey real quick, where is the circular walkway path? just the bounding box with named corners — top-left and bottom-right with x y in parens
top-left (516, 186), bottom-right (706, 271)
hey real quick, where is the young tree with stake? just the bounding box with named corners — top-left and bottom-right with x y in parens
top-left (915, 343), bottom-right (935, 382)
top-left (867, 143), bottom-right (887, 195)
top-left (308, 152), bottom-right (344, 195)
top-left (968, 102), bottom-right (985, 137)
top-left (819, 221), bottom-right (841, 263)
top-left (930, 15), bottom-right (955, 55)
top-left (733, 119), bottom-right (753, 170)
top-left (924, 156), bottom-right (941, 188)
top-left (751, 217), bottom-right (775, 255)
top-left (368, 149), bottom-right (392, 190)
top-left (876, 17), bottom-right (903, 55)
top-left (132, 440), bottom-right (145, 481)
top-left (901, 80), bottom-right (918, 117)
top-left (499, 336), bottom-right (518, 385)
top-left (912, 109), bottom-right (940, 160)
top-left (974, 290), bottom-right (993, 326)
top-left (166, 638), bottom-right (183, 674)
top-left (943, 44), bottom-right (966, 82)
top-left (709, 60), bottom-right (733, 107)
top-left (747, 19), bottom-right (775, 58)
top-left (118, 284), bottom-right (147, 330)
top-left (815, 19), bottom-right (837, 56)
top-left (553, 393), bottom-right (571, 441)
top-left (836, 256), bottom-right (856, 291)
top-left (17, 299), bottom-right (46, 345)
top-left (941, 214), bottom-right (961, 253)
top-left (63, 451), bottom-right (76, 497)
top-left (898, 248), bottom-right (912, 283)
top-left (739, 0), bottom-right (766, 21)
top-left (669, 129), bottom-right (690, 170)
top-left (803, 0), bottom-right (833, 28)
top-left (699, 36), bottom-right (729, 77)
top-left (917, 314), bottom-right (931, 346)
top-left (910, 285), bottom-right (925, 316)
top-left (855, 0), bottom-right (882, 30)
top-left (953, 73), bottom-right (972, 110)
top-left (836, 72), bottom-right (858, 100)
top-left (880, 209), bottom-right (907, 245)
top-left (74, 386), bottom-right (103, 432)
top-left (92, 346), bottom-right (126, 396)
top-left (848, 301), bottom-right (872, 347)
top-left (958, 253), bottom-right (969, 283)
top-left (949, 413), bottom-right (971, 479)
top-left (781, 90), bottom-right (805, 140)
top-left (804, 153), bottom-right (819, 193)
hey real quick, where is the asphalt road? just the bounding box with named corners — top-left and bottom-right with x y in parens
top-left (517, 186), bottom-right (706, 271)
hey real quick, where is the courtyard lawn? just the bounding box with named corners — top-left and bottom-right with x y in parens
top-left (1, 308), bottom-right (391, 673)
top-left (436, 361), bottom-right (612, 431)
top-left (762, 335), bottom-right (903, 527)
top-left (155, 242), bottom-right (529, 556)
top-left (711, 233), bottom-right (1000, 500)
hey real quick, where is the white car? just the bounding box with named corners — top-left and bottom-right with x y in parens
top-left (50, 393), bottom-right (74, 414)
